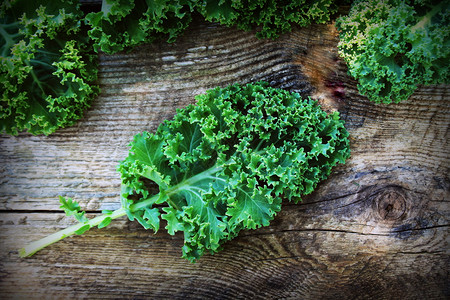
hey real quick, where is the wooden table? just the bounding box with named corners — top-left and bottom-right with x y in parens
top-left (1, 19), bottom-right (449, 299)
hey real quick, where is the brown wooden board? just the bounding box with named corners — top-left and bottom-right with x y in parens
top-left (1, 20), bottom-right (449, 299)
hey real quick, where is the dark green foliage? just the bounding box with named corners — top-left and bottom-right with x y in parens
top-left (118, 82), bottom-right (350, 261)
top-left (336, 0), bottom-right (449, 103)
top-left (85, 0), bottom-right (195, 54)
top-left (0, 0), bottom-right (99, 135)
top-left (85, 0), bottom-right (338, 54)
top-left (197, 0), bottom-right (338, 39)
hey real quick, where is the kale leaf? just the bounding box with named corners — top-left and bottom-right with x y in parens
top-left (336, 0), bottom-right (449, 103)
top-left (0, 0), bottom-right (99, 135)
top-left (85, 0), bottom-right (195, 54)
top-left (119, 82), bottom-right (350, 261)
top-left (20, 82), bottom-right (350, 261)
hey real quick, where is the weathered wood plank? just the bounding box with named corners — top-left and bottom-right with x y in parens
top-left (0, 20), bottom-right (449, 299)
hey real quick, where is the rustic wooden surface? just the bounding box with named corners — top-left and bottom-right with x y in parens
top-left (0, 19), bottom-right (449, 299)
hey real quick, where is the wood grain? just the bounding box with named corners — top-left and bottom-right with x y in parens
top-left (0, 19), bottom-right (449, 299)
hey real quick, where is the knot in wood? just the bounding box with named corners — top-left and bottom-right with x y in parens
top-left (375, 190), bottom-right (406, 221)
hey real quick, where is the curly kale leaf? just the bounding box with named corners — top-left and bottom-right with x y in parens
top-left (118, 82), bottom-right (350, 261)
top-left (85, 0), bottom-right (195, 54)
top-left (336, 0), bottom-right (449, 103)
top-left (197, 0), bottom-right (338, 39)
top-left (0, 0), bottom-right (99, 135)
top-left (19, 82), bottom-right (350, 260)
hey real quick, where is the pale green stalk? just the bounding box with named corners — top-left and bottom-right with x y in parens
top-left (19, 165), bottom-right (223, 257)
top-left (19, 207), bottom-right (127, 257)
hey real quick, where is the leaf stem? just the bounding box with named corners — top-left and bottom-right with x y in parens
top-left (0, 24), bottom-right (20, 57)
top-left (410, 1), bottom-right (444, 33)
top-left (19, 207), bottom-right (127, 258)
top-left (19, 164), bottom-right (225, 258)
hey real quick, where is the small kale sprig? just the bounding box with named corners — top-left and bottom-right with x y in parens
top-left (0, 0), bottom-right (99, 135)
top-left (59, 196), bottom-right (89, 224)
top-left (20, 82), bottom-right (350, 261)
top-left (60, 196), bottom-right (113, 232)
top-left (336, 0), bottom-right (449, 103)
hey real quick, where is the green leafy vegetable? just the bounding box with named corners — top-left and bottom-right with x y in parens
top-left (0, 0), bottom-right (99, 135)
top-left (336, 0), bottom-right (449, 103)
top-left (85, 0), bottom-right (338, 54)
top-left (85, 0), bottom-right (195, 54)
top-left (197, 0), bottom-right (338, 39)
top-left (19, 82), bottom-right (350, 261)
